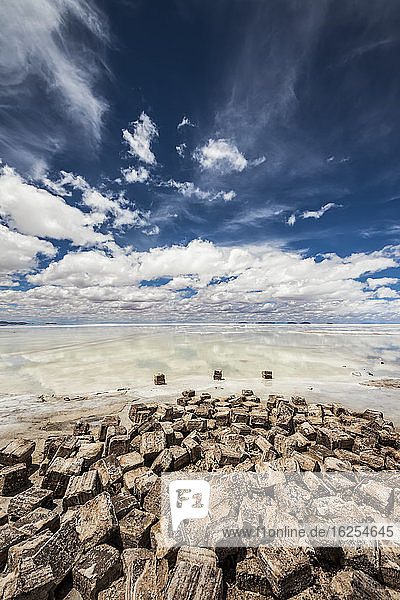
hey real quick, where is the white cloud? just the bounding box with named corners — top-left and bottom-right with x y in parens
top-left (214, 190), bottom-right (237, 202)
top-left (122, 112), bottom-right (158, 165)
top-left (27, 249), bottom-right (135, 288)
top-left (122, 166), bottom-right (149, 184)
top-left (0, 278), bottom-right (19, 287)
top-left (40, 169), bottom-right (149, 232)
top-left (177, 116), bottom-right (196, 129)
top-left (372, 287), bottom-right (399, 299)
top-left (113, 207), bottom-right (149, 229)
top-left (366, 277), bottom-right (399, 290)
top-left (287, 203), bottom-right (342, 226)
top-left (0, 0), bottom-right (109, 169)
top-left (250, 156), bottom-right (266, 167)
top-left (6, 239), bottom-right (396, 322)
top-left (165, 179), bottom-right (236, 202)
top-left (143, 225), bottom-right (160, 236)
top-left (0, 166), bottom-right (108, 246)
top-left (166, 180), bottom-right (210, 201)
top-left (327, 156), bottom-right (351, 164)
top-left (302, 202), bottom-right (341, 220)
top-left (194, 139), bottom-right (248, 173)
top-left (0, 224), bottom-right (56, 278)
top-left (176, 144), bottom-right (186, 158)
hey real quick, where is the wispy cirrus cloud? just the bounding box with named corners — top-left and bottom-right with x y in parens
top-left (288, 203), bottom-right (342, 226)
top-left (164, 179), bottom-right (236, 202)
top-left (0, 0), bottom-right (110, 171)
top-left (302, 202), bottom-right (342, 220)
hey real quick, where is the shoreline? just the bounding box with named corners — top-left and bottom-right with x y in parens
top-left (1, 375), bottom-right (400, 445)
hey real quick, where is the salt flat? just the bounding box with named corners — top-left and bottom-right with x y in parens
top-left (0, 323), bottom-right (399, 437)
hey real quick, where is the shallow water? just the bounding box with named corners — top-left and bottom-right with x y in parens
top-left (0, 323), bottom-right (399, 421)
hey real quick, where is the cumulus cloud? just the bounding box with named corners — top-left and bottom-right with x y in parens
top-left (366, 277), bottom-right (399, 290)
top-left (40, 169), bottom-right (150, 232)
top-left (177, 116), bottom-right (196, 129)
top-left (0, 224), bottom-right (56, 278)
top-left (215, 190), bottom-right (237, 202)
top-left (194, 139), bottom-right (248, 173)
top-left (0, 166), bottom-right (108, 246)
top-left (122, 112), bottom-right (158, 165)
top-left (372, 287), bottom-right (399, 299)
top-left (144, 225), bottom-right (160, 236)
top-left (122, 166), bottom-right (149, 184)
top-left (176, 144), bottom-right (186, 158)
top-left (287, 214), bottom-right (296, 226)
top-left (193, 138), bottom-right (266, 175)
top-left (0, 0), bottom-right (109, 170)
top-left (3, 239), bottom-right (396, 322)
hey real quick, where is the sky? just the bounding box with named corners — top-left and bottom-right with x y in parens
top-left (0, 0), bottom-right (400, 323)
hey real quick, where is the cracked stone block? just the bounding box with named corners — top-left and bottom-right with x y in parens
top-left (118, 451), bottom-right (144, 473)
top-left (73, 543), bottom-right (121, 600)
top-left (0, 524), bottom-right (27, 569)
top-left (7, 530), bottom-right (53, 571)
top-left (99, 416), bottom-right (121, 442)
top-left (32, 515), bottom-right (81, 585)
top-left (13, 507), bottom-right (60, 537)
top-left (0, 557), bottom-right (54, 600)
top-left (330, 569), bottom-right (390, 600)
top-left (166, 560), bottom-right (223, 600)
top-left (262, 371), bottom-right (273, 379)
top-left (76, 492), bottom-right (119, 550)
top-left (91, 454), bottom-right (123, 493)
top-left (8, 486), bottom-right (53, 521)
top-left (257, 546), bottom-right (313, 599)
top-left (111, 491), bottom-right (139, 520)
top-left (41, 456), bottom-right (84, 498)
top-left (98, 577), bottom-right (125, 600)
top-left (140, 431), bottom-right (166, 464)
top-left (0, 440), bottom-right (36, 467)
top-left (63, 470), bottom-right (101, 510)
top-left (154, 373), bottom-right (166, 385)
top-left (124, 468), bottom-right (158, 502)
top-left (76, 442), bottom-right (104, 468)
top-left (151, 448), bottom-right (173, 475)
top-left (0, 464), bottom-right (28, 496)
top-left (119, 508), bottom-right (157, 549)
top-left (236, 556), bottom-right (271, 596)
top-left (316, 427), bottom-right (354, 451)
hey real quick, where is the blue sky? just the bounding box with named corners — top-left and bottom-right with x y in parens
top-left (0, 0), bottom-right (399, 323)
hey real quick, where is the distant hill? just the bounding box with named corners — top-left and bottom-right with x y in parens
top-left (0, 321), bottom-right (28, 326)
